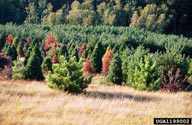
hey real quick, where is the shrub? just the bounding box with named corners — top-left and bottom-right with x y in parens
top-left (12, 60), bottom-right (25, 80)
top-left (48, 56), bottom-right (88, 93)
top-left (106, 54), bottom-right (122, 85)
top-left (161, 67), bottom-right (188, 92)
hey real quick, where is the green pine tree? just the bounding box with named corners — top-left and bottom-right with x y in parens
top-left (59, 45), bottom-right (69, 60)
top-left (17, 41), bottom-right (24, 57)
top-left (5, 44), bottom-right (17, 61)
top-left (41, 56), bottom-right (52, 74)
top-left (90, 42), bottom-right (104, 73)
top-left (32, 44), bottom-right (43, 64)
top-left (23, 51), bottom-right (44, 80)
top-left (107, 53), bottom-right (122, 85)
top-left (48, 56), bottom-right (88, 93)
top-left (133, 55), bottom-right (160, 90)
top-left (24, 46), bottom-right (33, 66)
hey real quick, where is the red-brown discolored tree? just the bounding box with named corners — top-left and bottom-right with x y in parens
top-left (6, 34), bottom-right (14, 43)
top-left (44, 34), bottom-right (57, 52)
top-left (82, 58), bottom-right (93, 77)
top-left (78, 43), bottom-right (86, 58)
top-left (51, 54), bottom-right (59, 64)
top-left (102, 49), bottom-right (113, 75)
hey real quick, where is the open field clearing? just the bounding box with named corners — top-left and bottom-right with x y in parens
top-left (0, 75), bottom-right (192, 125)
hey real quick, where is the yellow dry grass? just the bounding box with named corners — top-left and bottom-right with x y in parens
top-left (0, 75), bottom-right (192, 125)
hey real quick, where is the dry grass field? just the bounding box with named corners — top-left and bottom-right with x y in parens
top-left (0, 75), bottom-right (192, 125)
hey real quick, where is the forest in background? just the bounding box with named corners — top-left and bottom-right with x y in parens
top-left (0, 0), bottom-right (192, 35)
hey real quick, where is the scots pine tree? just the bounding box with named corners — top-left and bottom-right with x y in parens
top-left (32, 44), bottom-right (43, 64)
top-left (41, 56), bottom-right (52, 74)
top-left (82, 58), bottom-right (93, 77)
top-left (5, 44), bottom-right (17, 61)
top-left (17, 41), bottom-right (24, 57)
top-left (59, 45), bottom-right (69, 60)
top-left (48, 56), bottom-right (88, 93)
top-left (133, 55), bottom-right (160, 90)
top-left (90, 42), bottom-right (104, 73)
top-left (102, 48), bottom-right (113, 75)
top-left (107, 54), bottom-right (122, 85)
top-left (24, 46), bottom-right (32, 66)
top-left (23, 51), bottom-right (44, 80)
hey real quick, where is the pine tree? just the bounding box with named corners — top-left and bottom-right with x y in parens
top-left (6, 34), bottom-right (14, 43)
top-left (23, 51), bottom-right (44, 80)
top-left (51, 54), bottom-right (58, 64)
top-left (41, 56), bottom-right (52, 74)
top-left (81, 44), bottom-right (93, 59)
top-left (78, 43), bottom-right (86, 58)
top-left (107, 53), bottom-right (122, 85)
top-left (82, 58), bottom-right (93, 77)
top-left (59, 45), bottom-right (69, 60)
top-left (48, 56), bottom-right (88, 93)
top-left (102, 48), bottom-right (113, 75)
top-left (32, 44), bottom-right (43, 64)
top-left (24, 46), bottom-right (33, 66)
top-left (133, 55), bottom-right (160, 90)
top-left (17, 41), bottom-right (24, 57)
top-left (90, 42), bottom-right (104, 73)
top-left (5, 44), bottom-right (17, 61)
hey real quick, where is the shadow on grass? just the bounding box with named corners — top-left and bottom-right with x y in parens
top-left (84, 91), bottom-right (160, 102)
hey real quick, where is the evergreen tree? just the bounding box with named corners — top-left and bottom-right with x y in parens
top-left (24, 46), bottom-right (33, 66)
top-left (70, 48), bottom-right (79, 62)
top-left (23, 51), bottom-right (44, 80)
top-left (32, 44), bottom-right (43, 64)
top-left (41, 56), bottom-right (52, 74)
top-left (90, 42), bottom-right (104, 73)
top-left (102, 48), bottom-right (113, 75)
top-left (17, 41), bottom-right (24, 57)
top-left (107, 53), bottom-right (122, 85)
top-left (48, 56), bottom-right (88, 93)
top-left (24, 2), bottom-right (39, 24)
top-left (133, 55), bottom-right (160, 90)
top-left (82, 58), bottom-right (93, 77)
top-left (59, 45), bottom-right (69, 60)
top-left (5, 44), bottom-right (17, 61)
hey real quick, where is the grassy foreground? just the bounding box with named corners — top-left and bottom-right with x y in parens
top-left (0, 75), bottom-right (192, 125)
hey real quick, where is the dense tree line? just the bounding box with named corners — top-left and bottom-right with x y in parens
top-left (0, 0), bottom-right (192, 35)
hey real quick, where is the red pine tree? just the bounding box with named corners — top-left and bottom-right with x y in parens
top-left (78, 43), bottom-right (86, 58)
top-left (82, 58), bottom-right (93, 77)
top-left (51, 55), bottom-right (58, 64)
top-left (6, 34), bottom-right (14, 43)
top-left (102, 49), bottom-right (113, 75)
top-left (44, 34), bottom-right (57, 51)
